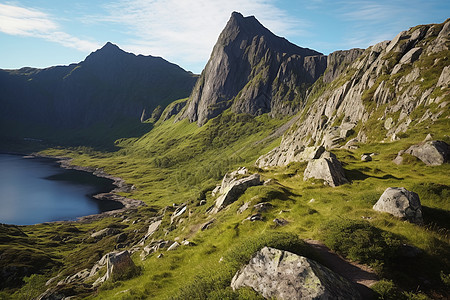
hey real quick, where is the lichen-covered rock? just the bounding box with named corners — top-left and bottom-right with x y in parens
top-left (404, 140), bottom-right (450, 165)
top-left (303, 151), bottom-right (348, 187)
top-left (373, 187), bottom-right (423, 224)
top-left (231, 247), bottom-right (361, 300)
top-left (212, 173), bottom-right (262, 213)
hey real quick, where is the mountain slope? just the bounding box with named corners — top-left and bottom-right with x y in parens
top-left (0, 43), bottom-right (197, 147)
top-left (257, 19), bottom-right (450, 167)
top-left (181, 12), bottom-right (327, 126)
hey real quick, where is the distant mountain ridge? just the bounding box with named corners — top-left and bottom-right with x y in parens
top-left (0, 43), bottom-right (197, 146)
top-left (181, 12), bottom-right (327, 126)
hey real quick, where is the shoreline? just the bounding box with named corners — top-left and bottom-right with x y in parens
top-left (32, 153), bottom-right (145, 224)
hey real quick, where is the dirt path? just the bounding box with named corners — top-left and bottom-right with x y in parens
top-left (305, 239), bottom-right (379, 299)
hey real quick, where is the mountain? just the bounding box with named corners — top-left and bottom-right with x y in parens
top-left (0, 43), bottom-right (197, 147)
top-left (257, 19), bottom-right (450, 167)
top-left (181, 12), bottom-right (327, 126)
top-left (1, 14), bottom-right (449, 300)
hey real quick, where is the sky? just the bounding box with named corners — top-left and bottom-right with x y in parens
top-left (0, 0), bottom-right (449, 74)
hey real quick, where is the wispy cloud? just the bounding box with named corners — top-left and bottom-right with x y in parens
top-left (0, 3), bottom-right (100, 52)
top-left (96, 0), bottom-right (306, 72)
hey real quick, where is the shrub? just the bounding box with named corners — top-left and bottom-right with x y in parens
top-left (321, 219), bottom-right (402, 271)
top-left (371, 279), bottom-right (402, 300)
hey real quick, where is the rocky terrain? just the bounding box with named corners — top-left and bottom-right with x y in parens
top-left (0, 13), bottom-right (449, 300)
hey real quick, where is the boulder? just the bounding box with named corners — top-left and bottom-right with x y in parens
top-left (303, 152), bottom-right (349, 187)
top-left (404, 140), bottom-right (449, 165)
top-left (231, 247), bottom-right (361, 300)
top-left (361, 154), bottom-right (372, 162)
top-left (139, 219), bottom-right (162, 245)
top-left (94, 251), bottom-right (136, 286)
top-left (212, 173), bottom-right (262, 213)
top-left (373, 187), bottom-right (423, 224)
top-left (167, 241), bottom-right (180, 251)
top-left (171, 204), bottom-right (187, 224)
top-left (399, 47), bottom-right (422, 64)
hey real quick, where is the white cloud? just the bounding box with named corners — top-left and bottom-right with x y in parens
top-left (0, 3), bottom-right (100, 52)
top-left (99, 0), bottom-right (306, 72)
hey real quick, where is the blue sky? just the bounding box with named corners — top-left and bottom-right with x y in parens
top-left (1, 0), bottom-right (449, 74)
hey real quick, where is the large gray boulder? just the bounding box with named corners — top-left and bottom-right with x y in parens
top-left (211, 173), bottom-right (262, 213)
top-left (373, 187), bottom-right (423, 224)
top-left (303, 151), bottom-right (349, 187)
top-left (404, 140), bottom-right (449, 165)
top-left (93, 250), bottom-right (136, 286)
top-left (231, 247), bottom-right (361, 300)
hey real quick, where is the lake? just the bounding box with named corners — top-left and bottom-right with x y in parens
top-left (0, 154), bottom-right (123, 225)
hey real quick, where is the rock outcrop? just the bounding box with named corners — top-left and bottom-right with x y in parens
top-left (231, 247), bottom-right (361, 300)
top-left (93, 250), bottom-right (136, 286)
top-left (257, 19), bottom-right (450, 168)
top-left (404, 140), bottom-right (450, 165)
top-left (373, 187), bottom-right (423, 224)
top-left (212, 173), bottom-right (262, 213)
top-left (181, 12), bottom-right (326, 126)
top-left (303, 151), bottom-right (349, 187)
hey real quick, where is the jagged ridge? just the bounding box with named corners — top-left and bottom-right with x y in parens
top-left (181, 12), bottom-right (327, 126)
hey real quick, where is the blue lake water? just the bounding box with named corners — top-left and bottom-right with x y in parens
top-left (0, 154), bottom-right (123, 225)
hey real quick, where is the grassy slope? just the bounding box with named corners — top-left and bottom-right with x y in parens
top-left (6, 104), bottom-right (443, 299)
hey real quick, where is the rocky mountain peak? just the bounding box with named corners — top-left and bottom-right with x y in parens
top-left (181, 12), bottom-right (326, 126)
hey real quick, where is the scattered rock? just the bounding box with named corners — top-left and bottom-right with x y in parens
top-left (303, 151), bottom-right (349, 187)
top-left (253, 202), bottom-right (273, 212)
top-left (404, 140), bottom-right (450, 165)
top-left (201, 219), bottom-right (215, 231)
top-left (309, 198), bottom-right (315, 203)
top-left (246, 213), bottom-right (263, 221)
top-left (273, 218), bottom-right (288, 226)
top-left (199, 200), bottom-right (207, 206)
top-left (139, 219), bottom-right (162, 245)
top-left (237, 201), bottom-right (251, 214)
top-left (157, 253), bottom-right (164, 258)
top-left (423, 133), bottom-right (433, 142)
top-left (141, 240), bottom-right (170, 260)
top-left (171, 204), bottom-right (187, 224)
top-left (94, 251), bottom-right (136, 287)
top-left (373, 187), bottom-right (423, 224)
top-left (231, 247), bottom-right (361, 300)
top-left (212, 173), bottom-right (262, 213)
top-left (361, 154), bottom-right (372, 162)
top-left (167, 241), bottom-right (180, 251)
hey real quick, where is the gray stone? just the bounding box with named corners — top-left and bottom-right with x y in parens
top-left (167, 241), bottom-right (180, 251)
top-left (237, 201), bottom-right (251, 214)
top-left (201, 219), bottom-right (215, 231)
top-left (303, 152), bottom-right (349, 187)
top-left (94, 250), bottom-right (136, 286)
top-left (231, 247), bottom-right (361, 300)
top-left (361, 154), bottom-right (372, 162)
top-left (212, 173), bottom-right (262, 213)
top-left (399, 47), bottom-right (422, 64)
top-left (437, 65), bottom-right (450, 88)
top-left (253, 202), bottom-right (273, 212)
top-left (273, 218), bottom-right (288, 226)
top-left (404, 140), bottom-right (450, 165)
top-left (373, 187), bottom-right (423, 224)
top-left (171, 204), bottom-right (187, 224)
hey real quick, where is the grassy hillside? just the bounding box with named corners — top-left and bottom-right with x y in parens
top-left (1, 103), bottom-right (447, 299)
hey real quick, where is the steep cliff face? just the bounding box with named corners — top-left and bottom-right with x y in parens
top-left (257, 19), bottom-right (450, 168)
top-left (0, 43), bottom-right (197, 144)
top-left (181, 12), bottom-right (327, 126)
